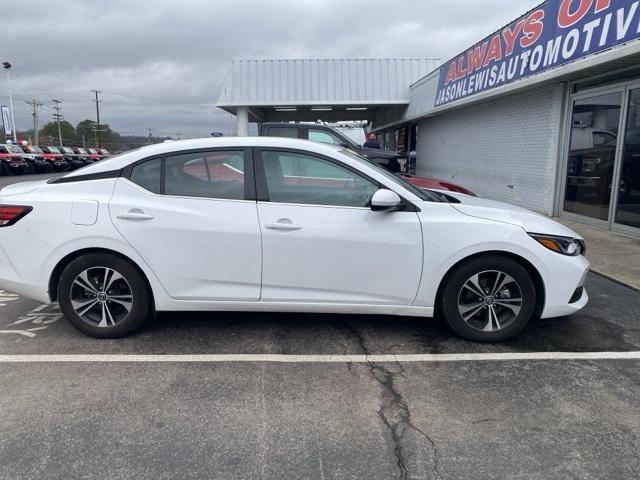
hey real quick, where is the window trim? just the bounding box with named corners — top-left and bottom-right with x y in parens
top-left (253, 147), bottom-right (418, 211)
top-left (122, 147), bottom-right (256, 201)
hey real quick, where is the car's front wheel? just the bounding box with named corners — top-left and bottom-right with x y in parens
top-left (58, 253), bottom-right (152, 338)
top-left (440, 255), bottom-right (536, 342)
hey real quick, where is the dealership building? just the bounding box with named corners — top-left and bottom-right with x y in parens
top-left (219, 0), bottom-right (640, 237)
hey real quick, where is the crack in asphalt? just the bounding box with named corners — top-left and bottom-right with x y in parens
top-left (342, 322), bottom-right (444, 480)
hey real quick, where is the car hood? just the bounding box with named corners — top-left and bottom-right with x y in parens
top-left (0, 179), bottom-right (50, 196)
top-left (441, 192), bottom-right (582, 239)
top-left (358, 147), bottom-right (400, 159)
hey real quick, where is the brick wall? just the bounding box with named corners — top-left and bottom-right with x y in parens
top-left (415, 83), bottom-right (566, 215)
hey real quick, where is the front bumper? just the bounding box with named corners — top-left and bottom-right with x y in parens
top-left (567, 176), bottom-right (600, 188)
top-left (540, 257), bottom-right (590, 319)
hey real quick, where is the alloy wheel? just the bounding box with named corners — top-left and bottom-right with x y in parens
top-left (70, 267), bottom-right (133, 328)
top-left (457, 270), bottom-right (523, 332)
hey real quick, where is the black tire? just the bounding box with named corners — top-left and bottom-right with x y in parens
top-left (58, 253), bottom-right (152, 338)
top-left (70, 160), bottom-right (85, 170)
top-left (0, 162), bottom-right (8, 176)
top-left (35, 161), bottom-right (53, 173)
top-left (52, 162), bottom-right (68, 172)
top-left (440, 255), bottom-right (536, 342)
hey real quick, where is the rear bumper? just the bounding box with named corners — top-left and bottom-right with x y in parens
top-left (0, 243), bottom-right (49, 303)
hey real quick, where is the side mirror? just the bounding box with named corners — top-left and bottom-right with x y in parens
top-left (371, 189), bottom-right (402, 211)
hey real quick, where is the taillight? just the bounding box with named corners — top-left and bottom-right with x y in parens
top-left (0, 205), bottom-right (33, 226)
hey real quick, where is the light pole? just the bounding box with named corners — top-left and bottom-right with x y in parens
top-left (2, 62), bottom-right (17, 142)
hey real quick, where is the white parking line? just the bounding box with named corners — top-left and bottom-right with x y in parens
top-left (0, 352), bottom-right (639, 363)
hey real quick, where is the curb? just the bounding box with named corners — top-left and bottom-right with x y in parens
top-left (590, 269), bottom-right (640, 293)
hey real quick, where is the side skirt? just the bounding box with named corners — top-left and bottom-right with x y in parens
top-left (155, 300), bottom-right (434, 318)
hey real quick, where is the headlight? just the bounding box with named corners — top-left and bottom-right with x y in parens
top-left (529, 234), bottom-right (585, 256)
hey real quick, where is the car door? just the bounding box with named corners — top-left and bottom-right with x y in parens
top-left (110, 148), bottom-right (262, 302)
top-left (256, 148), bottom-right (423, 305)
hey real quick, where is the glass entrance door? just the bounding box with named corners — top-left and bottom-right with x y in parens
top-left (614, 88), bottom-right (640, 230)
top-left (563, 92), bottom-right (623, 224)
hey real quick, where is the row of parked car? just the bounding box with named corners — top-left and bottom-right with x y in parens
top-left (0, 143), bottom-right (111, 175)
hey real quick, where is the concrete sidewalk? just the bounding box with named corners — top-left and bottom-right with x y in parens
top-left (557, 218), bottom-right (640, 291)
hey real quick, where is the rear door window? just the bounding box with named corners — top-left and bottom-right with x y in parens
top-left (164, 151), bottom-right (246, 200)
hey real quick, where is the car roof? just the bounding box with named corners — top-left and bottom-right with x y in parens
top-left (63, 137), bottom-right (344, 177)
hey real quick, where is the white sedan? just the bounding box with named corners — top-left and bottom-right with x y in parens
top-left (0, 137), bottom-right (589, 341)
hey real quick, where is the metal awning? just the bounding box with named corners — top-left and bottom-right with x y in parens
top-left (217, 59), bottom-right (439, 123)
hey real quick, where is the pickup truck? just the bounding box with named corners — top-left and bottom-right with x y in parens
top-left (0, 145), bottom-right (29, 175)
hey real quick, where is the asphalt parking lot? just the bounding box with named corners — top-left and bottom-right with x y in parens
top-left (1, 174), bottom-right (639, 479)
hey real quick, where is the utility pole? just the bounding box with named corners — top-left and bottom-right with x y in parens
top-left (52, 99), bottom-right (63, 146)
top-left (26, 99), bottom-right (42, 145)
top-left (2, 62), bottom-right (17, 142)
top-left (91, 89), bottom-right (102, 147)
top-left (146, 128), bottom-right (154, 144)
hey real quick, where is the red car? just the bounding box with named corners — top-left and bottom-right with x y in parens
top-left (85, 148), bottom-right (103, 161)
top-left (402, 175), bottom-right (477, 196)
top-left (72, 147), bottom-right (97, 163)
top-left (20, 145), bottom-right (68, 172)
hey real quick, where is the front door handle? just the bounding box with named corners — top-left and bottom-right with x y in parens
top-left (117, 209), bottom-right (154, 221)
top-left (265, 219), bottom-right (302, 231)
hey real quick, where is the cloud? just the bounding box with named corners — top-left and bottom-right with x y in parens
top-left (1, 0), bottom-right (541, 138)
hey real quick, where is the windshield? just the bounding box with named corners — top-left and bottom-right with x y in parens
top-left (340, 149), bottom-right (444, 202)
top-left (29, 146), bottom-right (43, 153)
top-left (47, 147), bottom-right (61, 154)
top-left (7, 145), bottom-right (24, 154)
top-left (76, 148), bottom-right (87, 154)
top-left (62, 147), bottom-right (74, 154)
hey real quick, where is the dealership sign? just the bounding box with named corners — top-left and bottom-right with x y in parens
top-left (1, 105), bottom-right (11, 135)
top-left (435, 0), bottom-right (640, 107)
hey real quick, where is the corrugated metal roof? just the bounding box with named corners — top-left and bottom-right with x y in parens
top-left (217, 59), bottom-right (439, 107)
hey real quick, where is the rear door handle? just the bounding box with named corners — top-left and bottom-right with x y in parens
top-left (265, 219), bottom-right (302, 231)
top-left (117, 209), bottom-right (154, 221)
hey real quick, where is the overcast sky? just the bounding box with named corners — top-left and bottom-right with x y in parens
top-left (1, 0), bottom-right (541, 139)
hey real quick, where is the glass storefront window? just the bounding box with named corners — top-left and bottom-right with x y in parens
top-left (564, 92), bottom-right (622, 222)
top-left (616, 89), bottom-right (640, 229)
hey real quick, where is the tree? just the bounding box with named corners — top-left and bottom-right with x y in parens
top-left (39, 121), bottom-right (75, 146)
top-left (75, 119), bottom-right (122, 149)
top-left (75, 119), bottom-right (98, 147)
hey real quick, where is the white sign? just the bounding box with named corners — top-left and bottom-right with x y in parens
top-left (1, 105), bottom-right (11, 135)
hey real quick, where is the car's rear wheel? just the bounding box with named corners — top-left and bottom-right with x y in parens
top-left (0, 162), bottom-right (8, 176)
top-left (58, 253), bottom-right (152, 338)
top-left (70, 160), bottom-right (85, 170)
top-left (440, 256), bottom-right (536, 342)
top-left (35, 161), bottom-right (53, 173)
